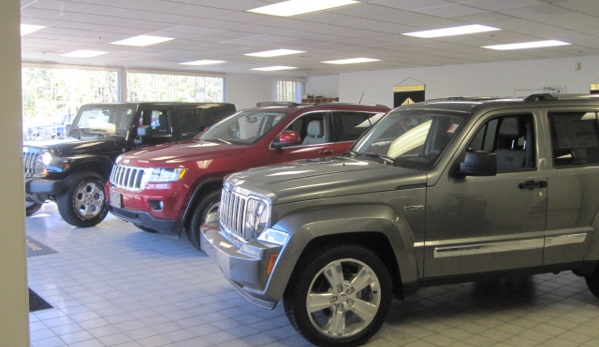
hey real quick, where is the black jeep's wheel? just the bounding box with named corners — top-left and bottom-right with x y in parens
top-left (26, 201), bottom-right (43, 216)
top-left (56, 172), bottom-right (108, 228)
top-left (586, 265), bottom-right (599, 299)
top-left (186, 190), bottom-right (221, 251)
top-left (284, 244), bottom-right (392, 347)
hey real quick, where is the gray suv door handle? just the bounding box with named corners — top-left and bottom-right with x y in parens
top-left (518, 180), bottom-right (547, 190)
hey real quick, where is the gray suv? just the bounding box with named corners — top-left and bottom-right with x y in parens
top-left (202, 94), bottom-right (599, 347)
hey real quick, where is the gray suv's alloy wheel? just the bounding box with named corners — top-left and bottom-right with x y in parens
top-left (56, 171), bottom-right (108, 227)
top-left (284, 244), bottom-right (392, 347)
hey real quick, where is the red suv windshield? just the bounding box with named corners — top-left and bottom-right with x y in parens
top-left (197, 110), bottom-right (290, 145)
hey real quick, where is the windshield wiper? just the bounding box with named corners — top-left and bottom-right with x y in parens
top-left (365, 152), bottom-right (396, 165)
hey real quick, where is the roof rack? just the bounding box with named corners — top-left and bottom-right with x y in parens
top-left (255, 102), bottom-right (300, 107)
top-left (305, 102), bottom-right (390, 108)
top-left (524, 93), bottom-right (556, 101)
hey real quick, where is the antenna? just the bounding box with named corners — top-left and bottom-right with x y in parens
top-left (359, 92), bottom-right (364, 103)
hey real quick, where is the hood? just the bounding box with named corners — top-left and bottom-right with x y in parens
top-left (23, 137), bottom-right (126, 157)
top-left (227, 156), bottom-right (427, 205)
top-left (117, 140), bottom-right (247, 166)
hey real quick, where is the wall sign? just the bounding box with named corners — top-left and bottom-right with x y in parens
top-left (393, 82), bottom-right (425, 108)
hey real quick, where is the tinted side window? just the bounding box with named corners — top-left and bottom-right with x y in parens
top-left (178, 108), bottom-right (204, 136)
top-left (287, 112), bottom-right (327, 145)
top-left (139, 108), bottom-right (171, 135)
top-left (204, 105), bottom-right (236, 125)
top-left (469, 114), bottom-right (535, 172)
top-left (331, 111), bottom-right (378, 142)
top-left (549, 111), bottom-right (599, 167)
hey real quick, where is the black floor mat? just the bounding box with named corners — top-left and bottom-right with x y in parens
top-left (29, 288), bottom-right (53, 312)
top-left (26, 236), bottom-right (57, 257)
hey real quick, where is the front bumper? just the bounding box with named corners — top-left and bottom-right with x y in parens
top-left (201, 223), bottom-right (282, 309)
top-left (25, 178), bottom-right (67, 202)
top-left (108, 203), bottom-right (183, 238)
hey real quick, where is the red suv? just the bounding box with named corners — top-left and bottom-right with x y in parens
top-left (106, 103), bottom-right (389, 249)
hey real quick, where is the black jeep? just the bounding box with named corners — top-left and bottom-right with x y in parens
top-left (24, 102), bottom-right (236, 227)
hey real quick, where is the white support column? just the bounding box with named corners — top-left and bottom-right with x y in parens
top-left (0, 0), bottom-right (31, 345)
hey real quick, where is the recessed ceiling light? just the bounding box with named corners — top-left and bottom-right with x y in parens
top-left (61, 50), bottom-right (108, 58)
top-left (244, 49), bottom-right (306, 57)
top-left (322, 57), bottom-right (380, 64)
top-left (402, 24), bottom-right (500, 38)
top-left (111, 35), bottom-right (175, 47)
top-left (252, 66), bottom-right (298, 71)
top-left (21, 24), bottom-right (45, 36)
top-left (483, 40), bottom-right (570, 50)
top-left (180, 60), bottom-right (226, 66)
top-left (248, 0), bottom-right (359, 17)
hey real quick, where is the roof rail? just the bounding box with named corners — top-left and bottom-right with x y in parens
top-left (255, 101), bottom-right (299, 107)
top-left (524, 93), bottom-right (556, 101)
top-left (309, 102), bottom-right (390, 108)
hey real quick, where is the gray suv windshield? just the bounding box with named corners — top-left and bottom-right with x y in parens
top-left (352, 109), bottom-right (467, 169)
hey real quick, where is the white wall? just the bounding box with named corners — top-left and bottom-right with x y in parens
top-left (1, 0), bottom-right (31, 345)
top-left (226, 73), bottom-right (279, 109)
top-left (308, 56), bottom-right (599, 108)
top-left (304, 75), bottom-right (339, 99)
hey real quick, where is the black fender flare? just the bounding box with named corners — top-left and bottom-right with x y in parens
top-left (264, 203), bottom-right (420, 300)
top-left (57, 154), bottom-right (114, 179)
top-left (181, 177), bottom-right (224, 227)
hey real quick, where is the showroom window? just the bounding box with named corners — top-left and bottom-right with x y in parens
top-left (22, 65), bottom-right (119, 141)
top-left (22, 66), bottom-right (119, 119)
top-left (127, 72), bottom-right (224, 102)
top-left (277, 80), bottom-right (303, 102)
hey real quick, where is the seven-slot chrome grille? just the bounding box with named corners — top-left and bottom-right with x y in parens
top-left (23, 148), bottom-right (42, 177)
top-left (220, 186), bottom-right (249, 240)
top-left (110, 165), bottom-right (148, 191)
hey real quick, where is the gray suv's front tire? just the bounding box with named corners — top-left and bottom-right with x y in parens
top-left (56, 171), bottom-right (108, 228)
top-left (284, 243), bottom-right (392, 347)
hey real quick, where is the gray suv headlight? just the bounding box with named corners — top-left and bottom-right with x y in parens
top-left (244, 197), bottom-right (270, 240)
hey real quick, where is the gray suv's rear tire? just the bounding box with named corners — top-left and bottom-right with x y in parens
top-left (187, 190), bottom-right (221, 251)
top-left (56, 172), bottom-right (108, 228)
top-left (586, 266), bottom-right (599, 299)
top-left (283, 244), bottom-right (392, 347)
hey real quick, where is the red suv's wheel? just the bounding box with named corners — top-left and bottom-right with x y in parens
top-left (187, 190), bottom-right (221, 251)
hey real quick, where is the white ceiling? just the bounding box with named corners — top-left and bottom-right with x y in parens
top-left (20, 0), bottom-right (599, 78)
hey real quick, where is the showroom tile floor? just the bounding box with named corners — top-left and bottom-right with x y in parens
top-left (27, 203), bottom-right (599, 347)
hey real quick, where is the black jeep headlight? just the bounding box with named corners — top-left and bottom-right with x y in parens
top-left (32, 151), bottom-right (52, 174)
top-left (41, 151), bottom-right (53, 166)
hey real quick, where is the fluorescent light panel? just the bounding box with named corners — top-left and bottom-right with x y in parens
top-left (111, 35), bottom-right (174, 47)
top-left (61, 50), bottom-right (108, 58)
top-left (21, 24), bottom-right (45, 35)
top-left (483, 40), bottom-right (570, 50)
top-left (322, 57), bottom-right (380, 64)
top-left (180, 60), bottom-right (226, 65)
top-left (403, 24), bottom-right (500, 38)
top-left (244, 49), bottom-right (305, 57)
top-left (252, 66), bottom-right (297, 71)
top-left (248, 0), bottom-right (359, 17)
